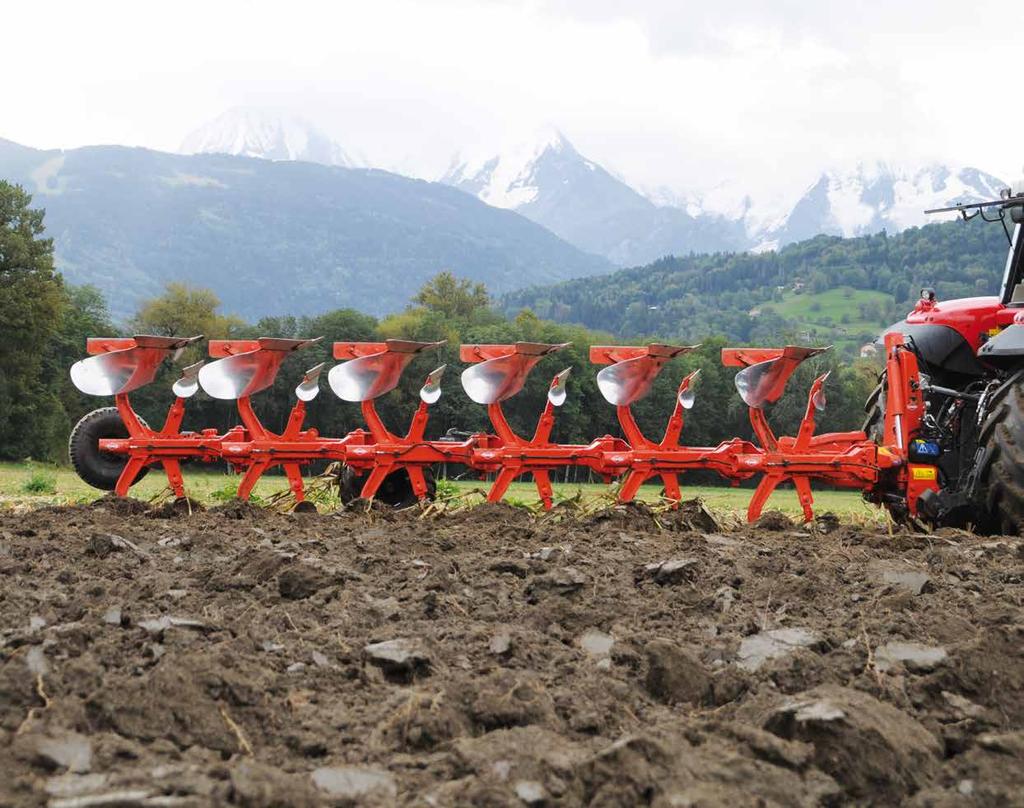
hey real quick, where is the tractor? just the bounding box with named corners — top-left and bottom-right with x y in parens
top-left (867, 190), bottom-right (1024, 533)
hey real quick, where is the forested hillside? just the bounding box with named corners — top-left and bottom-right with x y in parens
top-left (0, 138), bottom-right (610, 320)
top-left (502, 219), bottom-right (1009, 352)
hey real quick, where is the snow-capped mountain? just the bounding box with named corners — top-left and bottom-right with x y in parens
top-left (761, 162), bottom-right (1006, 249)
top-left (441, 128), bottom-right (747, 265)
top-left (181, 112), bottom-right (1008, 266)
top-left (672, 162), bottom-right (1007, 253)
top-left (443, 126), bottom-right (592, 209)
top-left (180, 108), bottom-right (358, 168)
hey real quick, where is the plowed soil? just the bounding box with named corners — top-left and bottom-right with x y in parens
top-left (1, 497), bottom-right (1023, 806)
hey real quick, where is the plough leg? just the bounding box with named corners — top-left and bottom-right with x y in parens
top-left (360, 465), bottom-right (391, 501)
top-left (488, 467), bottom-right (519, 503)
top-left (660, 473), bottom-right (681, 505)
top-left (748, 475), bottom-right (780, 522)
top-left (162, 459), bottom-right (186, 499)
top-left (618, 470), bottom-right (648, 503)
top-left (793, 476), bottom-right (815, 522)
top-left (115, 457), bottom-right (149, 497)
top-left (408, 466), bottom-right (429, 500)
top-left (534, 470), bottom-right (553, 510)
top-left (284, 463), bottom-right (305, 502)
top-left (238, 460), bottom-right (270, 500)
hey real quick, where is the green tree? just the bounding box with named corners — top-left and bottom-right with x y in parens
top-left (47, 285), bottom-right (115, 442)
top-left (413, 271), bottom-right (490, 320)
top-left (131, 282), bottom-right (245, 339)
top-left (0, 182), bottom-right (65, 460)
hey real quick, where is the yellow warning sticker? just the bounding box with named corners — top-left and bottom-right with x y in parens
top-left (911, 466), bottom-right (937, 481)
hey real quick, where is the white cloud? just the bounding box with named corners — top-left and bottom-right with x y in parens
top-left (3, 0), bottom-right (1022, 200)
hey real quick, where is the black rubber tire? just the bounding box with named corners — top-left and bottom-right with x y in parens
top-left (862, 375), bottom-right (886, 443)
top-left (974, 371), bottom-right (1024, 535)
top-left (337, 465), bottom-right (436, 508)
top-left (68, 407), bottom-right (149, 491)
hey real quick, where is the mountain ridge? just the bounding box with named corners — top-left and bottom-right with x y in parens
top-left (442, 129), bottom-right (750, 264)
top-left (444, 132), bottom-right (1006, 264)
top-left (176, 109), bottom-right (1008, 267)
top-left (180, 107), bottom-right (359, 168)
top-left (0, 137), bottom-right (611, 320)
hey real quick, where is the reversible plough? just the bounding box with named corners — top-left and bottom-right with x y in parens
top-left (69, 333), bottom-right (932, 522)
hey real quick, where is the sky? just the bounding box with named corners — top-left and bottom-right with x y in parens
top-left (4, 0), bottom-right (1023, 200)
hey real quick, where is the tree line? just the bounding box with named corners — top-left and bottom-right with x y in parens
top-left (501, 219), bottom-right (1009, 349)
top-left (1, 181), bottom-right (880, 473)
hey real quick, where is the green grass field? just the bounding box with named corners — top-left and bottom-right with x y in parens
top-left (0, 460), bottom-right (886, 524)
top-left (758, 286), bottom-right (891, 350)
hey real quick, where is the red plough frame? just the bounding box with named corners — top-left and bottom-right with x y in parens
top-left (69, 332), bottom-right (927, 521)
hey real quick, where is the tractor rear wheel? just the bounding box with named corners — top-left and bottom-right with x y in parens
top-left (974, 371), bottom-right (1024, 535)
top-left (68, 407), bottom-right (149, 491)
top-left (337, 465), bottom-right (436, 508)
top-left (862, 376), bottom-right (885, 442)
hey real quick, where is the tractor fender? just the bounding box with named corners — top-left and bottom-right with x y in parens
top-left (978, 323), bottom-right (1024, 368)
top-left (883, 322), bottom-right (986, 380)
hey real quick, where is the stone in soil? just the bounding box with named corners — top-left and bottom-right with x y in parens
top-left (363, 638), bottom-right (432, 682)
top-left (525, 566), bottom-right (587, 598)
top-left (580, 629), bottom-right (615, 658)
top-left (870, 561), bottom-right (932, 595)
top-left (736, 628), bottom-right (822, 672)
top-left (311, 766), bottom-right (397, 800)
top-left (17, 731), bottom-right (93, 773)
top-left (875, 641), bottom-right (948, 673)
top-left (489, 628), bottom-right (513, 656)
top-left (637, 557), bottom-right (699, 585)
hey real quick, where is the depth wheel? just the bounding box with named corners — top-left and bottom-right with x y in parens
top-left (68, 407), bottom-right (149, 491)
top-left (337, 466), bottom-right (436, 508)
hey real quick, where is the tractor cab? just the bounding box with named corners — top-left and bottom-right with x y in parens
top-left (926, 191), bottom-right (1024, 310)
top-left (999, 216), bottom-right (1024, 306)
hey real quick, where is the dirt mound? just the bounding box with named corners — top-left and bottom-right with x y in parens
top-left (753, 509), bottom-right (794, 531)
top-left (1, 505), bottom-right (1022, 805)
top-left (88, 493), bottom-right (151, 516)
